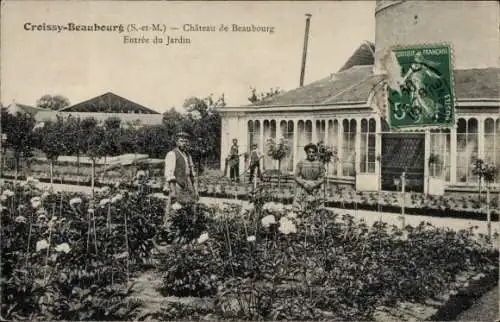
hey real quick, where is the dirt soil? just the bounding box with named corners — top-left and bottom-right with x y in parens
top-left (455, 286), bottom-right (499, 321)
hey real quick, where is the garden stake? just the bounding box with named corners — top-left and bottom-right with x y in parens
top-left (86, 210), bottom-right (91, 253)
top-left (486, 186), bottom-right (491, 241)
top-left (106, 203), bottom-right (111, 234)
top-left (124, 210), bottom-right (130, 284)
top-left (92, 209), bottom-right (98, 255)
top-left (59, 192), bottom-right (63, 219)
top-left (43, 216), bottom-right (54, 286)
top-left (401, 171), bottom-right (406, 230)
top-left (25, 212), bottom-right (33, 268)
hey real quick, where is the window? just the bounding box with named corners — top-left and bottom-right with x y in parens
top-left (360, 118), bottom-right (376, 173)
top-left (263, 120), bottom-right (277, 170)
top-left (456, 118), bottom-right (478, 183)
top-left (327, 120), bottom-right (339, 176)
top-left (297, 120), bottom-right (313, 164)
top-left (280, 120), bottom-right (294, 172)
top-left (247, 120), bottom-right (260, 151)
top-left (484, 118), bottom-right (500, 184)
top-left (342, 119), bottom-right (356, 177)
top-left (316, 120), bottom-right (325, 143)
top-left (429, 128), bottom-right (450, 181)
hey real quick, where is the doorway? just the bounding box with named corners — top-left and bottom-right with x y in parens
top-left (381, 133), bottom-right (425, 192)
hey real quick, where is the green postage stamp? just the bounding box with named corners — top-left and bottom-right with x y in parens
top-left (383, 44), bottom-right (455, 129)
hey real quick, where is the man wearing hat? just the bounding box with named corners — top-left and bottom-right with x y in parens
top-left (164, 131), bottom-right (199, 206)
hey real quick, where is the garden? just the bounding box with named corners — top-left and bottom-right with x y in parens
top-left (1, 179), bottom-right (498, 321)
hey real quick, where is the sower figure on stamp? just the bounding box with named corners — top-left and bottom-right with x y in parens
top-left (164, 132), bottom-right (199, 217)
top-left (248, 143), bottom-right (263, 184)
top-left (292, 143), bottom-right (324, 211)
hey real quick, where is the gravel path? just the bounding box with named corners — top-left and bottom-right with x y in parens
top-left (202, 197), bottom-right (500, 245)
top-left (35, 182), bottom-right (500, 245)
top-left (455, 286), bottom-right (499, 321)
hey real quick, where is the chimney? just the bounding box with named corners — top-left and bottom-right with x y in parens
top-left (299, 13), bottom-right (312, 87)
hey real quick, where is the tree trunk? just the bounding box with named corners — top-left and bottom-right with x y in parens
top-left (486, 185), bottom-right (491, 241)
top-left (77, 152), bottom-right (81, 183)
top-left (0, 147), bottom-right (5, 179)
top-left (49, 159), bottom-right (54, 189)
top-left (427, 163), bottom-right (431, 196)
top-left (91, 159), bottom-right (96, 196)
top-left (277, 159), bottom-right (281, 189)
top-left (478, 176), bottom-right (482, 204)
top-left (14, 157), bottom-right (19, 184)
top-left (324, 164), bottom-right (327, 206)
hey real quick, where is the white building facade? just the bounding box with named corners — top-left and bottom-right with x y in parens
top-left (220, 0), bottom-right (500, 193)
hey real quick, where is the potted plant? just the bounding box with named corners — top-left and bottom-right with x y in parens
top-left (265, 137), bottom-right (290, 188)
top-left (317, 141), bottom-right (338, 205)
top-left (427, 153), bottom-right (442, 196)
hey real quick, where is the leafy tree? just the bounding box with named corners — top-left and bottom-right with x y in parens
top-left (472, 159), bottom-right (497, 202)
top-left (248, 87), bottom-right (283, 104)
top-left (317, 141), bottom-right (338, 202)
top-left (118, 126), bottom-right (137, 155)
top-left (36, 95), bottom-right (70, 111)
top-left (83, 123), bottom-right (107, 194)
top-left (266, 137), bottom-right (290, 188)
top-left (1, 109), bottom-right (36, 181)
top-left (33, 116), bottom-right (70, 187)
top-left (136, 125), bottom-right (173, 159)
top-left (104, 117), bottom-right (121, 130)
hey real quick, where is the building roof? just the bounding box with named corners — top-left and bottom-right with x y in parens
top-left (454, 68), bottom-right (500, 100)
top-left (248, 66), bottom-right (500, 108)
top-left (6, 102), bottom-right (50, 115)
top-left (59, 92), bottom-right (160, 114)
top-left (338, 42), bottom-right (375, 72)
top-left (249, 65), bottom-right (383, 107)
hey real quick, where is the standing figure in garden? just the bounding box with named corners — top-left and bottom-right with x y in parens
top-left (249, 143), bottom-right (263, 184)
top-left (228, 138), bottom-right (240, 183)
top-left (293, 143), bottom-right (324, 210)
top-left (164, 132), bottom-right (199, 206)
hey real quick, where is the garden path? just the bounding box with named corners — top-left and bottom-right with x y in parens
top-left (36, 182), bottom-right (499, 246)
top-left (455, 286), bottom-right (499, 321)
top-left (129, 270), bottom-right (214, 320)
top-left (202, 197), bottom-right (500, 245)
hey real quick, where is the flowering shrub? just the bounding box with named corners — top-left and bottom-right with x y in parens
top-left (316, 141), bottom-right (338, 164)
top-left (1, 180), bottom-right (499, 321)
top-left (0, 182), bottom-right (165, 320)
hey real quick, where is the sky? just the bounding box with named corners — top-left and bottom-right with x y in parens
top-left (1, 1), bottom-right (375, 113)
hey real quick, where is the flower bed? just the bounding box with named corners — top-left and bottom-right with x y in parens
top-left (3, 173), bottom-right (499, 222)
top-left (1, 181), bottom-right (498, 320)
top-left (0, 182), bottom-right (162, 320)
top-left (152, 199), bottom-right (498, 320)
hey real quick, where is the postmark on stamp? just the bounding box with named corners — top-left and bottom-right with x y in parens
top-left (382, 44), bottom-right (455, 130)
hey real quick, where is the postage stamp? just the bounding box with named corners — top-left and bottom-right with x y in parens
top-left (383, 44), bottom-right (455, 130)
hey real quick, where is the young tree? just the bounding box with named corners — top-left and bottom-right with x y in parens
top-left (472, 159), bottom-right (496, 203)
top-left (36, 95), bottom-right (70, 111)
top-left (472, 159), bottom-right (497, 240)
top-left (104, 116), bottom-right (121, 130)
top-left (83, 122), bottom-right (107, 194)
top-left (317, 141), bottom-right (338, 201)
top-left (248, 87), bottom-right (283, 104)
top-left (1, 110), bottom-right (36, 181)
top-left (266, 137), bottom-right (290, 188)
top-left (34, 116), bottom-right (70, 187)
